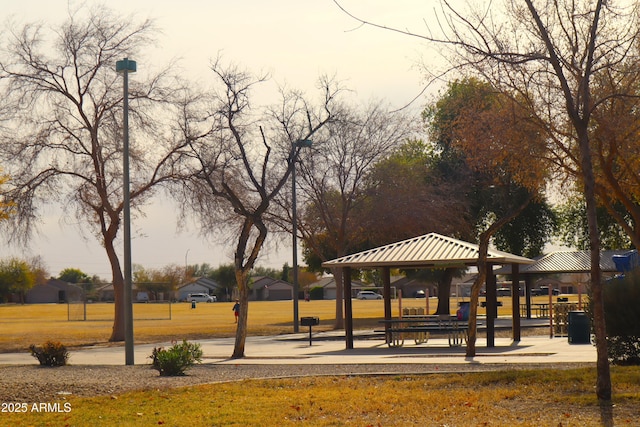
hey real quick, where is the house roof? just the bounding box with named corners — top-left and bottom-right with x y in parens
top-left (178, 277), bottom-right (221, 291)
top-left (251, 276), bottom-right (292, 290)
top-left (321, 233), bottom-right (534, 269)
top-left (45, 279), bottom-right (83, 292)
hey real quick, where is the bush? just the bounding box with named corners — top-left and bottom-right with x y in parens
top-left (309, 286), bottom-right (324, 300)
top-left (602, 272), bottom-right (640, 364)
top-left (29, 340), bottom-right (69, 367)
top-left (606, 335), bottom-right (640, 365)
top-left (150, 340), bottom-right (203, 376)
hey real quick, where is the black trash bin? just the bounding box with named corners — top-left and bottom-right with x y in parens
top-left (568, 311), bottom-right (590, 344)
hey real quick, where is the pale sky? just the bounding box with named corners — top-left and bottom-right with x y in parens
top-left (1, 1), bottom-right (445, 279)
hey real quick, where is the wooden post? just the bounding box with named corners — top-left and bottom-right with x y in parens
top-left (549, 284), bottom-right (554, 338)
top-left (343, 267), bottom-right (353, 349)
top-left (382, 267), bottom-right (392, 343)
top-left (425, 288), bottom-right (430, 314)
top-left (486, 263), bottom-right (496, 348)
top-left (511, 264), bottom-right (521, 342)
top-left (525, 275), bottom-right (533, 319)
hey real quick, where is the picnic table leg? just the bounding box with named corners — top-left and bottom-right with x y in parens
top-left (414, 331), bottom-right (429, 345)
top-left (448, 329), bottom-right (462, 347)
top-left (387, 330), bottom-right (404, 348)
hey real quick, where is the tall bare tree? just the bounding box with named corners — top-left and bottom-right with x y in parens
top-left (294, 102), bottom-right (416, 329)
top-left (336, 0), bottom-right (638, 403)
top-left (0, 7), bottom-right (191, 342)
top-left (177, 59), bottom-right (340, 358)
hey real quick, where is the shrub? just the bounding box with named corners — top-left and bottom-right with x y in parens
top-left (606, 335), bottom-right (640, 365)
top-left (150, 340), bottom-right (203, 376)
top-left (29, 340), bottom-right (69, 367)
top-left (309, 286), bottom-right (324, 300)
top-left (601, 272), bottom-right (640, 364)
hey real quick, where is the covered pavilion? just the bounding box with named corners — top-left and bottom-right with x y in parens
top-left (497, 249), bottom-right (628, 319)
top-left (322, 232), bottom-right (535, 350)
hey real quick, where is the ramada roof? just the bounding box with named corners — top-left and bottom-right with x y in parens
top-left (322, 232), bottom-right (534, 269)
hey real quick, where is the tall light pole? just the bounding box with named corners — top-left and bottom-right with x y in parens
top-left (116, 58), bottom-right (136, 365)
top-left (292, 139), bottom-right (312, 333)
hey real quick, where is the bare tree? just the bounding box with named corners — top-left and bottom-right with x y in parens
top-left (177, 59), bottom-right (340, 358)
top-left (291, 102), bottom-right (416, 329)
top-left (0, 6), bottom-right (191, 342)
top-left (335, 0), bottom-right (639, 403)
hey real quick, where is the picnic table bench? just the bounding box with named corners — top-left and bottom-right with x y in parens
top-left (377, 315), bottom-right (469, 348)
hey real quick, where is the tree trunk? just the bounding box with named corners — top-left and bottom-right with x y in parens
top-left (466, 194), bottom-right (532, 357)
top-left (332, 267), bottom-right (344, 329)
top-left (435, 268), bottom-right (455, 315)
top-left (231, 269), bottom-right (249, 359)
top-left (578, 130), bottom-right (611, 401)
top-left (106, 235), bottom-right (125, 342)
top-left (466, 231), bottom-right (490, 357)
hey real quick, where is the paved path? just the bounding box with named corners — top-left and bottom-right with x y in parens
top-left (1, 326), bottom-right (596, 367)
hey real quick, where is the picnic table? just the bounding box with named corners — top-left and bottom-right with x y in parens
top-left (377, 315), bottom-right (469, 348)
top-left (520, 302), bottom-right (550, 318)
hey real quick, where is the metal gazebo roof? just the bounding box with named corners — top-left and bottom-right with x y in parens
top-left (494, 250), bottom-right (629, 275)
top-left (322, 232), bottom-right (534, 269)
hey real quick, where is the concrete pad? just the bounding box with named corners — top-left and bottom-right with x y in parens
top-left (0, 333), bottom-right (596, 367)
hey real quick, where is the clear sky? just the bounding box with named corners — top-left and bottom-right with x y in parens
top-left (1, 0), bottom-right (443, 279)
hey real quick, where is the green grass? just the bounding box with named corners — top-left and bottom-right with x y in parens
top-left (3, 367), bottom-right (639, 426)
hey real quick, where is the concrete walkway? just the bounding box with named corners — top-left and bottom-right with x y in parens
top-left (1, 323), bottom-right (596, 367)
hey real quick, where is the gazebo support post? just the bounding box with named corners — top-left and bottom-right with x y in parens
top-left (382, 267), bottom-right (392, 342)
top-left (511, 263), bottom-right (521, 342)
top-left (524, 275), bottom-right (533, 319)
top-left (486, 263), bottom-right (496, 348)
top-left (343, 267), bottom-right (354, 349)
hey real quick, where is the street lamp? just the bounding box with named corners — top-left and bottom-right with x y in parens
top-left (292, 139), bottom-right (312, 333)
top-left (116, 58), bottom-right (136, 365)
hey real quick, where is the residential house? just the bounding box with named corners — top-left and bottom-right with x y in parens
top-left (308, 277), bottom-right (368, 300)
top-left (391, 276), bottom-right (438, 299)
top-left (25, 279), bottom-right (83, 304)
top-left (176, 277), bottom-right (222, 302)
top-left (250, 276), bottom-right (293, 301)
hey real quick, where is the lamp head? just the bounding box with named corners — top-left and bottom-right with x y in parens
top-left (295, 139), bottom-right (312, 148)
top-left (116, 58), bottom-right (137, 73)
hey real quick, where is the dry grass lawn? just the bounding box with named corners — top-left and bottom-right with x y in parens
top-left (2, 367), bottom-right (639, 426)
top-left (2, 296), bottom-right (638, 426)
top-left (0, 295), bottom-right (572, 352)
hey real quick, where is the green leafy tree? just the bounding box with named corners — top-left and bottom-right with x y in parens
top-left (362, 140), bottom-right (472, 244)
top-left (421, 0), bottom-right (624, 401)
top-left (0, 258), bottom-right (35, 303)
top-left (557, 196), bottom-right (633, 250)
top-left (296, 101), bottom-right (414, 328)
top-left (208, 264), bottom-right (238, 302)
top-left (58, 268), bottom-right (91, 284)
top-left (133, 264), bottom-right (182, 300)
top-left (424, 78), bottom-right (552, 318)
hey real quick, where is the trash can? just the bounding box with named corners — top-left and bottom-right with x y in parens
top-left (568, 311), bottom-right (590, 344)
top-left (191, 300), bottom-right (196, 309)
top-left (457, 302), bottom-right (470, 321)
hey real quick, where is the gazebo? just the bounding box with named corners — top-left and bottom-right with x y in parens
top-left (497, 249), bottom-right (628, 319)
top-left (322, 232), bottom-right (535, 349)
